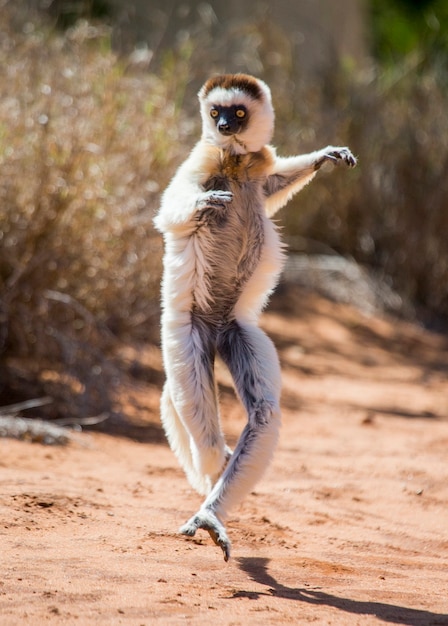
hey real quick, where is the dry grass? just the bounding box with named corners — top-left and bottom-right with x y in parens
top-left (1, 4), bottom-right (447, 419)
top-left (269, 55), bottom-right (448, 328)
top-left (0, 7), bottom-right (190, 417)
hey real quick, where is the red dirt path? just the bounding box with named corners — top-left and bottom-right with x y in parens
top-left (1, 289), bottom-right (448, 625)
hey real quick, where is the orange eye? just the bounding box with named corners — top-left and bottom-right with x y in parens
top-left (236, 108), bottom-right (246, 118)
top-left (210, 108), bottom-right (219, 118)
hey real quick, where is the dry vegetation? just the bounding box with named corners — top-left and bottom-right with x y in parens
top-left (0, 6), bottom-right (190, 417)
top-left (281, 55), bottom-right (448, 329)
top-left (1, 3), bottom-right (447, 420)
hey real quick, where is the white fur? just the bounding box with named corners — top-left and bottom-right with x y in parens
top-left (264, 146), bottom-right (356, 217)
top-left (199, 81), bottom-right (274, 154)
top-left (154, 74), bottom-right (356, 559)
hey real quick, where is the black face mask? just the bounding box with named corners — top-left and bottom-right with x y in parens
top-left (210, 105), bottom-right (249, 136)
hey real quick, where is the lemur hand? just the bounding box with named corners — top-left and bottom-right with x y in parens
top-left (196, 190), bottom-right (233, 211)
top-left (195, 190), bottom-right (233, 225)
top-left (194, 190), bottom-right (233, 227)
top-left (315, 146), bottom-right (357, 170)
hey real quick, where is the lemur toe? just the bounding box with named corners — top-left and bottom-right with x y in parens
top-left (204, 526), bottom-right (231, 561)
top-left (179, 510), bottom-right (231, 561)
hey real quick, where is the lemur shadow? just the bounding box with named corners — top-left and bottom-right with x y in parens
top-left (234, 557), bottom-right (448, 626)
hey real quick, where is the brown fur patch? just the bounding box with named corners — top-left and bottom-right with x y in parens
top-left (201, 74), bottom-right (263, 101)
top-left (198, 144), bottom-right (275, 184)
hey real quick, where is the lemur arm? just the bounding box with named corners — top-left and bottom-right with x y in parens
top-left (153, 143), bottom-right (232, 235)
top-left (153, 169), bottom-right (204, 236)
top-left (264, 146), bottom-right (356, 218)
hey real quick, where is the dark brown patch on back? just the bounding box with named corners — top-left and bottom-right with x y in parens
top-left (201, 74), bottom-right (263, 101)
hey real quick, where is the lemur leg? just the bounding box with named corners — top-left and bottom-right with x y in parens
top-left (161, 317), bottom-right (228, 495)
top-left (180, 320), bottom-right (281, 560)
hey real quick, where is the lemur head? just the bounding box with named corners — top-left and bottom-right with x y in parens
top-left (198, 74), bottom-right (274, 154)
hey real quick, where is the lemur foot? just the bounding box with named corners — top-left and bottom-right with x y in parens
top-left (179, 509), bottom-right (231, 562)
top-left (315, 146), bottom-right (357, 170)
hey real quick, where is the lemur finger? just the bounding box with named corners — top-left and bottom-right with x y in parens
top-left (328, 148), bottom-right (357, 168)
top-left (338, 149), bottom-right (357, 167)
top-left (202, 190), bottom-right (233, 205)
top-left (314, 151), bottom-right (338, 169)
top-left (208, 190), bottom-right (233, 202)
top-left (196, 191), bottom-right (233, 217)
top-left (346, 153), bottom-right (357, 167)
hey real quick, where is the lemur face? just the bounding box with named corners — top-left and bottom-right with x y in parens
top-left (209, 104), bottom-right (249, 136)
top-left (199, 73), bottom-right (275, 153)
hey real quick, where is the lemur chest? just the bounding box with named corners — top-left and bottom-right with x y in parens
top-left (193, 152), bottom-right (269, 315)
top-left (203, 147), bottom-right (272, 187)
top-left (201, 150), bottom-right (269, 233)
top-left (202, 172), bottom-right (265, 251)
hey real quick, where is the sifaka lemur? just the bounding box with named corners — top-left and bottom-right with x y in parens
top-left (154, 73), bottom-right (357, 561)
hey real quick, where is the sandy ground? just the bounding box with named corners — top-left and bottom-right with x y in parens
top-left (1, 288), bottom-right (448, 625)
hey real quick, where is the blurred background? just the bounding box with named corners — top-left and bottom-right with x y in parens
top-left (1, 0), bottom-right (447, 422)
